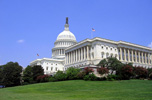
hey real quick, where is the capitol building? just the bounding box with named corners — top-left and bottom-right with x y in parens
top-left (30, 18), bottom-right (152, 75)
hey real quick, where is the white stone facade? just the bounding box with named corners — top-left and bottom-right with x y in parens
top-left (30, 18), bottom-right (77, 75)
top-left (64, 38), bottom-right (152, 70)
top-left (30, 18), bottom-right (152, 75)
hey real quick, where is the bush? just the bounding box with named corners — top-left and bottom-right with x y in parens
top-left (48, 77), bottom-right (56, 82)
top-left (107, 75), bottom-right (117, 81)
top-left (36, 75), bottom-right (49, 83)
top-left (66, 67), bottom-right (80, 80)
top-left (147, 68), bottom-right (152, 79)
top-left (133, 67), bottom-right (148, 79)
top-left (76, 71), bottom-right (86, 79)
top-left (121, 65), bottom-right (133, 80)
top-left (83, 74), bottom-right (97, 81)
top-left (84, 67), bottom-right (94, 75)
top-left (97, 67), bottom-right (109, 75)
top-left (54, 71), bottom-right (67, 81)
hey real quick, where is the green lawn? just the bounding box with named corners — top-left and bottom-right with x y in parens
top-left (0, 80), bottom-right (152, 100)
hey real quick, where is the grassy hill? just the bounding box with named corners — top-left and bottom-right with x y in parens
top-left (0, 80), bottom-right (152, 100)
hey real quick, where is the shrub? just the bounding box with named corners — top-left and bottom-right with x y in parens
top-left (133, 67), bottom-right (148, 79)
top-left (48, 77), bottom-right (56, 82)
top-left (76, 71), bottom-right (86, 79)
top-left (107, 75), bottom-right (117, 81)
top-left (36, 75), bottom-right (49, 83)
top-left (84, 67), bottom-right (94, 75)
top-left (49, 77), bottom-right (56, 82)
top-left (147, 68), bottom-right (152, 79)
top-left (121, 65), bottom-right (133, 80)
top-left (32, 65), bottom-right (44, 81)
top-left (66, 67), bottom-right (80, 80)
top-left (97, 67), bottom-right (109, 75)
top-left (83, 74), bottom-right (97, 81)
top-left (54, 71), bottom-right (67, 81)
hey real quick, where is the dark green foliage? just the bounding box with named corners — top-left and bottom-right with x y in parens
top-left (97, 67), bottom-right (109, 75)
top-left (107, 75), bottom-right (117, 81)
top-left (133, 66), bottom-right (148, 79)
top-left (32, 65), bottom-right (44, 81)
top-left (0, 62), bottom-right (22, 86)
top-left (0, 66), bottom-right (3, 84)
top-left (97, 57), bottom-right (122, 75)
top-left (54, 71), bottom-right (67, 81)
top-left (97, 59), bottom-right (107, 67)
top-left (83, 67), bottom-right (94, 75)
top-left (107, 57), bottom-right (122, 75)
top-left (120, 64), bottom-right (133, 80)
top-left (76, 71), bottom-right (86, 79)
top-left (66, 67), bottom-right (80, 80)
top-left (23, 65), bottom-right (33, 84)
top-left (83, 73), bottom-right (97, 81)
top-left (36, 75), bottom-right (49, 83)
top-left (147, 68), bottom-right (152, 79)
top-left (48, 77), bottom-right (57, 82)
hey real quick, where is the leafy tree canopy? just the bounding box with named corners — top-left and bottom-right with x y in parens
top-left (0, 62), bottom-right (22, 86)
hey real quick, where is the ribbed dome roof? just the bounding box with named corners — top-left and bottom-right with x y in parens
top-left (56, 24), bottom-right (76, 41)
top-left (57, 30), bottom-right (76, 41)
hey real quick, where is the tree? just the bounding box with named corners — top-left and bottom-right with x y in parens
top-left (134, 66), bottom-right (148, 79)
top-left (0, 66), bottom-right (3, 85)
top-left (23, 65), bottom-right (33, 84)
top-left (98, 57), bottom-right (122, 75)
top-left (84, 67), bottom-right (94, 75)
top-left (97, 59), bottom-right (108, 67)
top-left (66, 67), bottom-right (80, 80)
top-left (0, 62), bottom-right (22, 86)
top-left (54, 71), bottom-right (67, 81)
top-left (97, 67), bottom-right (109, 75)
top-left (120, 64), bottom-right (133, 80)
top-left (147, 68), bottom-right (152, 79)
top-left (32, 65), bottom-right (44, 81)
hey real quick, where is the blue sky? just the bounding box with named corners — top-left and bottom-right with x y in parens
top-left (0, 0), bottom-right (152, 67)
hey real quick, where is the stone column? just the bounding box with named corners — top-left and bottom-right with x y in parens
top-left (145, 53), bottom-right (147, 64)
top-left (124, 48), bottom-right (126, 61)
top-left (148, 54), bottom-right (150, 65)
top-left (68, 52), bottom-right (70, 64)
top-left (120, 48), bottom-right (122, 61)
top-left (67, 53), bottom-right (69, 64)
top-left (74, 50), bottom-right (75, 63)
top-left (70, 52), bottom-right (72, 64)
top-left (128, 49), bottom-right (130, 62)
top-left (132, 50), bottom-right (134, 62)
top-left (87, 46), bottom-right (89, 60)
top-left (65, 53), bottom-right (66, 64)
top-left (142, 52), bottom-right (144, 64)
top-left (72, 51), bottom-right (73, 64)
top-left (81, 48), bottom-right (83, 61)
top-left (79, 48), bottom-right (80, 62)
top-left (135, 51), bottom-right (137, 63)
top-left (138, 52), bottom-right (141, 63)
top-left (84, 47), bottom-right (86, 60)
top-left (76, 49), bottom-right (77, 62)
top-left (151, 54), bottom-right (152, 64)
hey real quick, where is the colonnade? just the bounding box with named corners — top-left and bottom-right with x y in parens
top-left (65, 46), bottom-right (90, 64)
top-left (52, 49), bottom-right (65, 56)
top-left (119, 47), bottom-right (152, 65)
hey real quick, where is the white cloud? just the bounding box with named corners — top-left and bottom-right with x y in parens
top-left (17, 39), bottom-right (24, 43)
top-left (148, 42), bottom-right (152, 49)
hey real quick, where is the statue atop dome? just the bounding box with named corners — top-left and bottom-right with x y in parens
top-left (66, 17), bottom-right (68, 24)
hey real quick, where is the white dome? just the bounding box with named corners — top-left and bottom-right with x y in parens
top-left (57, 30), bottom-right (76, 41)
